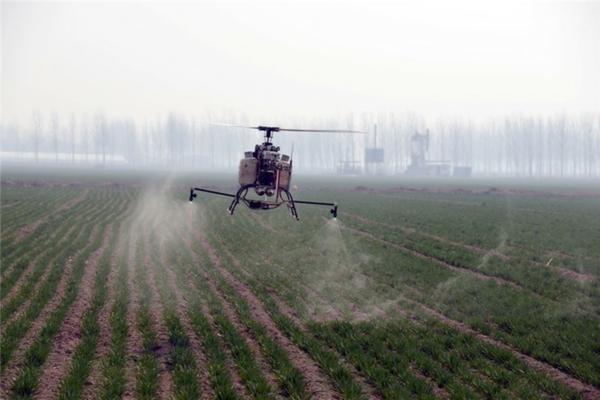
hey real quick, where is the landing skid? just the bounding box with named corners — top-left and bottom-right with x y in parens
top-left (189, 185), bottom-right (337, 220)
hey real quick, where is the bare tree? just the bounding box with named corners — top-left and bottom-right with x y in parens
top-left (69, 114), bottom-right (77, 163)
top-left (31, 111), bottom-right (42, 163)
top-left (51, 112), bottom-right (59, 163)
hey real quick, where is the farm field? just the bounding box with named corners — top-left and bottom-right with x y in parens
top-left (1, 167), bottom-right (599, 400)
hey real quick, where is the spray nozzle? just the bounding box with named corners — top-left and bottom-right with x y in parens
top-left (330, 204), bottom-right (338, 218)
top-left (189, 188), bottom-right (197, 202)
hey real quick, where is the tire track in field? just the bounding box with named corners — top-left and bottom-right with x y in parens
top-left (397, 294), bottom-right (600, 400)
top-left (193, 231), bottom-right (340, 400)
top-left (221, 245), bottom-right (383, 400)
top-left (14, 188), bottom-right (89, 243)
top-left (0, 225), bottom-right (100, 397)
top-left (178, 231), bottom-right (282, 398)
top-left (34, 224), bottom-right (113, 400)
top-left (157, 236), bottom-right (214, 400)
top-left (141, 233), bottom-right (174, 400)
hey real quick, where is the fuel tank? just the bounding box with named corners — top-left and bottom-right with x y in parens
top-left (239, 157), bottom-right (258, 186)
top-left (277, 155), bottom-right (292, 190)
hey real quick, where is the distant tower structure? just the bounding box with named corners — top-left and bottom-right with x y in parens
top-left (410, 129), bottom-right (430, 170)
top-left (405, 129), bottom-right (455, 177)
top-left (364, 124), bottom-right (384, 175)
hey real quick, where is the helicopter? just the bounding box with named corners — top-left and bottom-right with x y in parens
top-left (188, 125), bottom-right (364, 220)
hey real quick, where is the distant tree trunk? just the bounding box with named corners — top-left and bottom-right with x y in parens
top-left (70, 114), bottom-right (76, 163)
top-left (32, 111), bottom-right (42, 163)
top-left (51, 113), bottom-right (59, 163)
top-left (82, 117), bottom-right (89, 163)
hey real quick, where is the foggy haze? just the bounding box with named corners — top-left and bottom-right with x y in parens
top-left (1, 1), bottom-right (599, 176)
top-left (3, 0), bottom-right (599, 122)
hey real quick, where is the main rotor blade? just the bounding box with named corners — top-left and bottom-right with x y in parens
top-left (209, 123), bottom-right (261, 130)
top-left (279, 128), bottom-right (366, 133)
top-left (210, 123), bottom-right (366, 134)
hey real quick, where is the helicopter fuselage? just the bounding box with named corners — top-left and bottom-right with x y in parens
top-left (239, 142), bottom-right (292, 197)
top-left (189, 124), bottom-right (347, 220)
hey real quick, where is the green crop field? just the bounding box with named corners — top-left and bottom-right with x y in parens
top-left (1, 167), bottom-right (598, 400)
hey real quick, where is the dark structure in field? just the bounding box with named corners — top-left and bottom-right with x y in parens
top-left (364, 124), bottom-right (385, 175)
top-left (405, 130), bottom-right (472, 177)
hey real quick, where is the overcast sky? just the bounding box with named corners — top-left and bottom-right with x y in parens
top-left (2, 0), bottom-right (599, 125)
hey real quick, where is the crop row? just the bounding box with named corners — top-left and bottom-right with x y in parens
top-left (7, 190), bottom-right (127, 398)
top-left (1, 189), bottom-right (125, 371)
top-left (198, 195), bottom-right (595, 394)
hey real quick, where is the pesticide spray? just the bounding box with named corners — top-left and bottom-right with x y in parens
top-left (299, 218), bottom-right (392, 321)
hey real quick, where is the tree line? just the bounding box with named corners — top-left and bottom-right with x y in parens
top-left (2, 111), bottom-right (599, 177)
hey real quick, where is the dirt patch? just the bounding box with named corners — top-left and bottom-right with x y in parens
top-left (0, 226), bottom-right (100, 399)
top-left (34, 224), bottom-right (112, 400)
top-left (14, 188), bottom-right (89, 243)
top-left (194, 231), bottom-right (340, 399)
